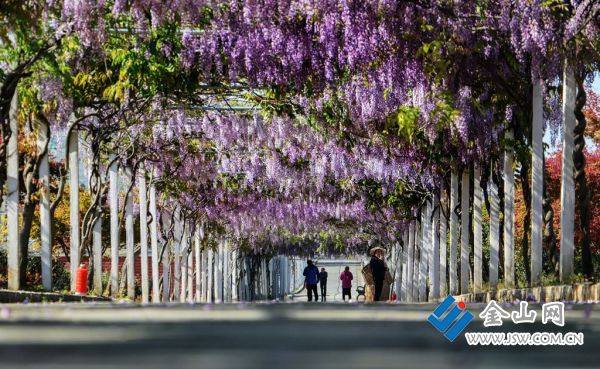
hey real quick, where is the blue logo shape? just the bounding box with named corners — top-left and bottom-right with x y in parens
top-left (428, 295), bottom-right (474, 342)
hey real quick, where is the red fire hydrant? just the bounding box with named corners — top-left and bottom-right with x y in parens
top-left (391, 291), bottom-right (397, 301)
top-left (75, 264), bottom-right (88, 295)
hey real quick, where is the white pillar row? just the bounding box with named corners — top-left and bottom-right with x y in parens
top-left (449, 168), bottom-right (459, 295)
top-left (460, 168), bottom-right (470, 295)
top-left (125, 167), bottom-right (135, 300)
top-left (559, 61), bottom-right (576, 283)
top-left (489, 162), bottom-right (500, 290)
top-left (406, 222), bottom-right (415, 302)
top-left (68, 127), bottom-right (80, 292)
top-left (173, 208), bottom-right (182, 302)
top-left (531, 77), bottom-right (544, 287)
top-left (194, 226), bottom-right (202, 303)
top-left (138, 166), bottom-right (149, 303)
top-left (149, 180), bottom-right (160, 303)
top-left (419, 209), bottom-right (427, 302)
top-left (92, 208), bottom-right (102, 295)
top-left (431, 195), bottom-right (440, 300)
top-left (37, 117), bottom-right (52, 291)
top-left (109, 156), bottom-right (119, 297)
top-left (504, 128), bottom-right (515, 288)
top-left (180, 222), bottom-right (188, 302)
top-left (439, 185), bottom-right (448, 297)
top-left (7, 90), bottom-right (20, 290)
top-left (473, 164), bottom-right (483, 293)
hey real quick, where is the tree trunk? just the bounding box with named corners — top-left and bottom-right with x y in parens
top-left (449, 168), bottom-right (459, 294)
top-left (520, 161), bottom-right (532, 286)
top-left (460, 169), bottom-right (471, 294)
top-left (542, 159), bottom-right (559, 274)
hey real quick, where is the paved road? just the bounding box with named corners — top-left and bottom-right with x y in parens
top-left (0, 302), bottom-right (598, 369)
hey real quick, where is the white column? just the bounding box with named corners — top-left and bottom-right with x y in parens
top-left (161, 210), bottom-right (171, 302)
top-left (232, 248), bottom-right (239, 301)
top-left (489, 163), bottom-right (500, 290)
top-left (216, 242), bottom-right (224, 303)
top-left (419, 209), bottom-right (427, 302)
top-left (439, 185), bottom-right (448, 297)
top-left (179, 222), bottom-right (187, 302)
top-left (173, 208), bottom-right (182, 302)
top-left (92, 210), bottom-right (102, 295)
top-left (426, 201), bottom-right (434, 301)
top-left (531, 77), bottom-right (544, 287)
top-left (460, 168), bottom-right (470, 295)
top-left (7, 90), bottom-right (20, 290)
top-left (504, 128), bottom-right (515, 288)
top-left (431, 195), bottom-right (440, 300)
top-left (195, 227), bottom-right (202, 302)
top-left (162, 240), bottom-right (170, 302)
top-left (138, 167), bottom-right (149, 303)
top-left (400, 230), bottom-right (408, 301)
top-left (396, 238), bottom-right (403, 300)
top-left (224, 241), bottom-right (231, 302)
top-left (449, 168), bottom-right (459, 294)
top-left (187, 238), bottom-right (193, 303)
top-left (109, 157), bottom-right (119, 297)
top-left (406, 222), bottom-right (414, 301)
top-left (202, 243), bottom-right (208, 302)
top-left (149, 182), bottom-right (160, 303)
top-left (261, 257), bottom-right (267, 299)
top-left (69, 128), bottom-right (80, 291)
top-left (560, 62), bottom-right (576, 283)
top-left (473, 164), bottom-right (483, 293)
top-left (415, 220), bottom-right (422, 301)
top-left (38, 118), bottom-right (52, 291)
top-left (207, 248), bottom-right (214, 302)
top-left (125, 167), bottom-right (135, 300)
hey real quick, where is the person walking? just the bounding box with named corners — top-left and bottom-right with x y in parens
top-left (340, 266), bottom-right (353, 301)
top-left (303, 260), bottom-right (320, 302)
top-left (369, 246), bottom-right (387, 301)
top-left (319, 268), bottom-right (328, 301)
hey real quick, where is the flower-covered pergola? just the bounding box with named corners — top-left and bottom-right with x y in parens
top-left (1, 0), bottom-right (598, 302)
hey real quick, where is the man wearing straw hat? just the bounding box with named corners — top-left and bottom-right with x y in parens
top-left (368, 246), bottom-right (387, 301)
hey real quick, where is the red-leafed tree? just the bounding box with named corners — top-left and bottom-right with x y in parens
top-left (584, 88), bottom-right (600, 146)
top-left (544, 150), bottom-right (600, 276)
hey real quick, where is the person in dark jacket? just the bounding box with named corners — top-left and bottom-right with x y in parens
top-left (303, 260), bottom-right (320, 302)
top-left (369, 246), bottom-right (387, 301)
top-left (319, 268), bottom-right (328, 301)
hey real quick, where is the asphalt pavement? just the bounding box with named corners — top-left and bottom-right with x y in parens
top-left (0, 301), bottom-right (598, 369)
